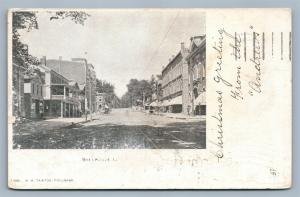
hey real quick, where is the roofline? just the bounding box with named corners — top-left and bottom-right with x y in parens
top-left (186, 38), bottom-right (206, 60)
top-left (37, 64), bottom-right (70, 82)
top-left (162, 51), bottom-right (181, 74)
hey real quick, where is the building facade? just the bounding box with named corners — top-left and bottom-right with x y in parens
top-left (23, 73), bottom-right (44, 119)
top-left (161, 43), bottom-right (190, 114)
top-left (95, 92), bottom-right (106, 112)
top-left (36, 64), bottom-right (81, 118)
top-left (12, 63), bottom-right (26, 118)
top-left (44, 57), bottom-right (97, 115)
top-left (187, 35), bottom-right (206, 115)
top-left (160, 36), bottom-right (206, 116)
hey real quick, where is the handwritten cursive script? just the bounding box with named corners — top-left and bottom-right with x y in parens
top-left (249, 32), bottom-right (262, 95)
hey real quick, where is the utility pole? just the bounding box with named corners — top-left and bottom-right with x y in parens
top-left (72, 57), bottom-right (92, 121)
top-left (85, 64), bottom-right (88, 121)
top-left (89, 79), bottom-right (92, 121)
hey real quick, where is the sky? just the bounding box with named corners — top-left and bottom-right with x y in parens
top-left (20, 10), bottom-right (205, 97)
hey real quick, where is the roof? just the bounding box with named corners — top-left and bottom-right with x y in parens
top-left (35, 64), bottom-right (70, 82)
top-left (68, 80), bottom-right (77, 86)
top-left (188, 35), bottom-right (206, 58)
top-left (162, 51), bottom-right (182, 74)
top-left (46, 59), bottom-right (86, 85)
top-left (190, 35), bottom-right (206, 47)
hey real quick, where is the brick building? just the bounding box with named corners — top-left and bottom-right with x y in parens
top-left (187, 35), bottom-right (206, 115)
top-left (161, 42), bottom-right (190, 114)
top-left (160, 36), bottom-right (206, 116)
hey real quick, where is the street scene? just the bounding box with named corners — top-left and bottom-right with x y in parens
top-left (13, 108), bottom-right (205, 149)
top-left (11, 10), bottom-right (206, 149)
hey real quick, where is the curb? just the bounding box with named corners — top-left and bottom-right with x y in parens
top-left (60, 119), bottom-right (92, 129)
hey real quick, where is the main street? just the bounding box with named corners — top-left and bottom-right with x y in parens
top-left (13, 108), bottom-right (206, 149)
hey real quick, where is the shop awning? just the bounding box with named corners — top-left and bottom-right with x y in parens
top-left (194, 92), bottom-right (206, 105)
top-left (169, 95), bottom-right (182, 105)
top-left (161, 100), bottom-right (169, 106)
top-left (150, 101), bottom-right (158, 107)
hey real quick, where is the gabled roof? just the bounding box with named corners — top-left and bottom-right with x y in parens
top-left (189, 35), bottom-right (206, 52)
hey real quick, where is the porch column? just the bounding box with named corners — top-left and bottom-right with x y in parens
top-left (68, 103), bottom-right (71, 117)
top-left (60, 101), bottom-right (63, 118)
top-left (63, 86), bottom-right (66, 99)
top-left (72, 105), bottom-right (75, 117)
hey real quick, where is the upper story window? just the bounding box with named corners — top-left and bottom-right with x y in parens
top-left (51, 85), bottom-right (64, 95)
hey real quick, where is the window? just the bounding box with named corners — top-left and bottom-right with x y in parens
top-left (51, 85), bottom-right (64, 95)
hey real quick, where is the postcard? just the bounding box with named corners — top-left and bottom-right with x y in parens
top-left (7, 8), bottom-right (292, 189)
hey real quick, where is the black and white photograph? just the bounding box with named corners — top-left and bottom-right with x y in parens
top-left (11, 10), bottom-right (206, 149)
top-left (7, 8), bottom-right (292, 190)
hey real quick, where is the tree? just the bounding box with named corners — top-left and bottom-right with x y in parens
top-left (96, 79), bottom-right (115, 94)
top-left (12, 11), bottom-right (90, 68)
top-left (122, 78), bottom-right (154, 107)
top-left (12, 12), bottom-right (39, 67)
top-left (96, 79), bottom-right (121, 108)
top-left (120, 92), bottom-right (132, 108)
top-left (12, 11), bottom-right (90, 119)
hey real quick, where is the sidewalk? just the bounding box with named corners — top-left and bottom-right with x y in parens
top-left (13, 116), bottom-right (90, 135)
top-left (154, 112), bottom-right (206, 121)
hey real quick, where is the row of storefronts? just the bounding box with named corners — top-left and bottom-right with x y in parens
top-left (147, 35), bottom-right (206, 116)
top-left (12, 56), bottom-right (97, 119)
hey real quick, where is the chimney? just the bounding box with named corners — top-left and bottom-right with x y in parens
top-left (181, 42), bottom-right (185, 50)
top-left (40, 56), bottom-right (46, 66)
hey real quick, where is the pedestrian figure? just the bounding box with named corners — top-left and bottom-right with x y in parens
top-left (39, 102), bottom-right (44, 119)
top-left (187, 105), bottom-right (191, 116)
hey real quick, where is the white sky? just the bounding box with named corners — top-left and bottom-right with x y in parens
top-left (20, 10), bottom-right (205, 97)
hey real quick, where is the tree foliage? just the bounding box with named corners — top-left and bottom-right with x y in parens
top-left (120, 78), bottom-right (153, 107)
top-left (12, 11), bottom-right (90, 68)
top-left (49, 11), bottom-right (90, 26)
top-left (12, 12), bottom-right (39, 67)
top-left (96, 79), bottom-right (120, 107)
top-left (96, 79), bottom-right (115, 94)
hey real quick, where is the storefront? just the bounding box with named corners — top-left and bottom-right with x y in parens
top-left (164, 95), bottom-right (183, 113)
top-left (23, 74), bottom-right (44, 119)
top-left (193, 92), bottom-right (206, 115)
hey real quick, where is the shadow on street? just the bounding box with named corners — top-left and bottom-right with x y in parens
top-left (13, 120), bottom-right (206, 149)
